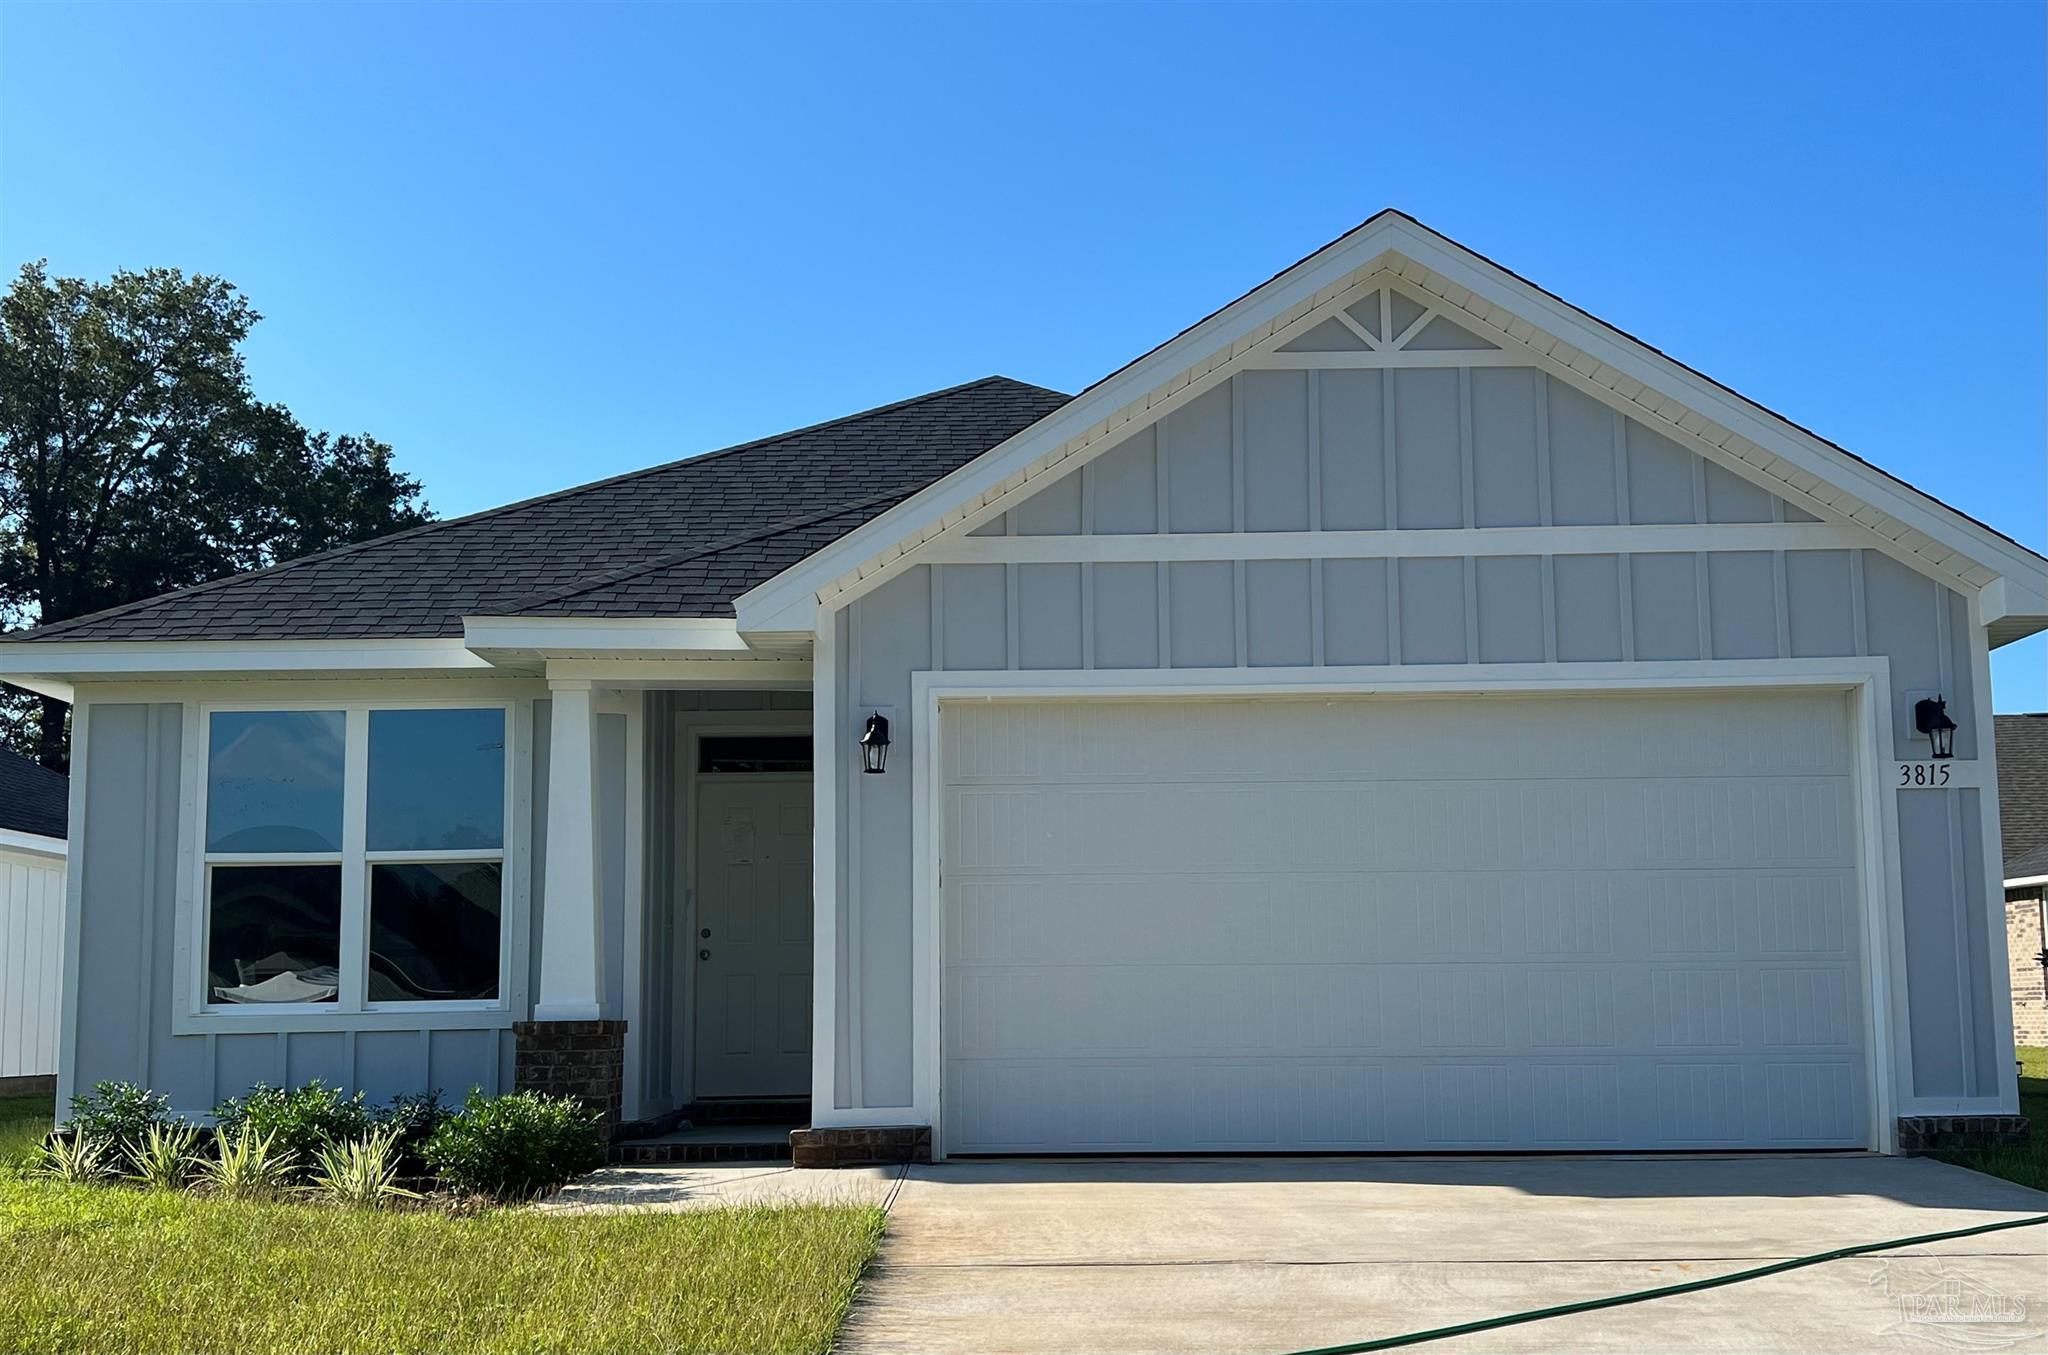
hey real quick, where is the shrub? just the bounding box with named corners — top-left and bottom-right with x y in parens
top-left (127, 1122), bottom-right (202, 1190)
top-left (421, 1090), bottom-right (605, 1201)
top-left (307, 1126), bottom-right (420, 1209)
top-left (374, 1091), bottom-right (450, 1177)
top-left (212, 1081), bottom-right (371, 1175)
top-left (63, 1082), bottom-right (173, 1152)
top-left (194, 1128), bottom-right (295, 1201)
top-left (33, 1133), bottom-right (117, 1184)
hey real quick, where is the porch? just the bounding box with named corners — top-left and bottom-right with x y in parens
top-left (528, 682), bottom-right (816, 1155)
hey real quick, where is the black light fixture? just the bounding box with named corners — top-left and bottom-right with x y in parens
top-left (1914, 696), bottom-right (1958, 760)
top-left (859, 712), bottom-right (891, 774)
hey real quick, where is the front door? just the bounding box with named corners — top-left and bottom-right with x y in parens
top-left (693, 775), bottom-right (812, 1098)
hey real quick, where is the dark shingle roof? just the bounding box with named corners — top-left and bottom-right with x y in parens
top-left (1996, 714), bottom-right (2048, 877)
top-left (0, 747), bottom-right (67, 840)
top-left (10, 377), bottom-right (1069, 643)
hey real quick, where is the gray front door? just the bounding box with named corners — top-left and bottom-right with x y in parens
top-left (693, 775), bottom-right (812, 1098)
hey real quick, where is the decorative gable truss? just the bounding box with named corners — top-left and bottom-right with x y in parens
top-left (736, 214), bottom-right (2048, 646)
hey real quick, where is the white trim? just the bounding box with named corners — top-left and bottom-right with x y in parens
top-left (2004, 874), bottom-right (2048, 890)
top-left (0, 638), bottom-right (490, 686)
top-left (172, 694), bottom-right (524, 1035)
top-left (917, 524), bottom-right (1864, 566)
top-left (1965, 593), bottom-right (2021, 1110)
top-left (542, 658), bottom-right (812, 686)
top-left (0, 827), bottom-right (65, 859)
top-left (54, 699), bottom-right (90, 1110)
top-left (734, 216), bottom-right (2047, 637)
top-left (809, 614), bottom-right (841, 1118)
top-left (902, 659), bottom-right (1906, 1157)
top-left (464, 616), bottom-right (755, 656)
top-left (618, 690), bottom-right (646, 1121)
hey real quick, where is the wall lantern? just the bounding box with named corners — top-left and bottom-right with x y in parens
top-left (1914, 696), bottom-right (1958, 760)
top-left (859, 712), bottom-right (891, 774)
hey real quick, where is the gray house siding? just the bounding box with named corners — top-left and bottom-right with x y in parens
top-left (832, 363), bottom-right (2002, 1114)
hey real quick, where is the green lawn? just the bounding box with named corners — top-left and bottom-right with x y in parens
top-left (1933, 1045), bottom-right (2048, 1193)
top-left (0, 1093), bottom-right (882, 1355)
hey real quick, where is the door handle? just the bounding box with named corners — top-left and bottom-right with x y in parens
top-left (699, 948), bottom-right (711, 961)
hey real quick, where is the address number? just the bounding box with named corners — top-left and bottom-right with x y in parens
top-left (1897, 761), bottom-right (1953, 788)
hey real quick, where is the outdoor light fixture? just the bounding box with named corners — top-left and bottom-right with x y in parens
top-left (1914, 696), bottom-right (1958, 760)
top-left (859, 712), bottom-right (891, 774)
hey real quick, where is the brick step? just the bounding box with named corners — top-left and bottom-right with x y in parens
top-left (610, 1134), bottom-right (794, 1166)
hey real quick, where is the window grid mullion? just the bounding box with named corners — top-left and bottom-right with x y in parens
top-left (338, 707), bottom-right (371, 1012)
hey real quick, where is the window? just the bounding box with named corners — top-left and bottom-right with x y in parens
top-left (697, 734), bottom-right (813, 774)
top-left (201, 704), bottom-right (510, 1012)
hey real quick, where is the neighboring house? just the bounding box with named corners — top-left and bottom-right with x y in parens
top-left (1996, 714), bottom-right (2048, 1048)
top-left (0, 747), bottom-right (68, 1094)
top-left (1, 211), bottom-right (2041, 1161)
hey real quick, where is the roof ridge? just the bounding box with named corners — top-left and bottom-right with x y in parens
top-left (17, 375), bottom-right (1056, 642)
top-left (499, 484), bottom-right (925, 615)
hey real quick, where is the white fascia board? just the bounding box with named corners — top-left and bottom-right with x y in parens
top-left (0, 638), bottom-right (490, 688)
top-left (735, 213), bottom-right (2047, 634)
top-left (0, 826), bottom-right (65, 858)
top-left (2004, 875), bottom-right (2048, 890)
top-left (461, 615), bottom-right (753, 657)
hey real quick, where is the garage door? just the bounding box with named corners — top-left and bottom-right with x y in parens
top-left (940, 691), bottom-right (1870, 1154)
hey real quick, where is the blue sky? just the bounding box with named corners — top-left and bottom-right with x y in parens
top-left (3, 2), bottom-right (2042, 704)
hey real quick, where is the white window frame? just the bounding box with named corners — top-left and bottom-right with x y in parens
top-left (179, 695), bottom-right (523, 1031)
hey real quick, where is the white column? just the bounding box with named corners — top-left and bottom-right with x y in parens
top-left (535, 679), bottom-right (604, 1021)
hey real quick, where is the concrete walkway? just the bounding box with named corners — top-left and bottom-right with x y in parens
top-left (839, 1156), bottom-right (2048, 1355)
top-left (537, 1161), bottom-right (901, 1214)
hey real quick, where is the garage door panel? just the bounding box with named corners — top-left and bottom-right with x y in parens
top-left (943, 693), bottom-right (1853, 784)
top-left (949, 780), bottom-right (1851, 874)
top-left (940, 694), bottom-right (1869, 1154)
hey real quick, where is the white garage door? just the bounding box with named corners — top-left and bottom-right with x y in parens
top-left (940, 691), bottom-right (1870, 1155)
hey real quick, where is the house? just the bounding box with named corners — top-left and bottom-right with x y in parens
top-left (1, 211), bottom-right (2039, 1161)
top-left (0, 746), bottom-right (68, 1095)
top-left (1996, 714), bottom-right (2048, 1048)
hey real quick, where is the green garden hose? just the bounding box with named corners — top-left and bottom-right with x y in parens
top-left (1279, 1212), bottom-right (2048, 1355)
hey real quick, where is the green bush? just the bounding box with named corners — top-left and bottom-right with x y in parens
top-left (63, 1081), bottom-right (175, 1152)
top-left (373, 1091), bottom-right (450, 1178)
top-left (212, 1081), bottom-right (372, 1176)
top-left (421, 1089), bottom-right (605, 1201)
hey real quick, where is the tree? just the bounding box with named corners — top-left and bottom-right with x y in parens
top-left (0, 261), bottom-right (432, 770)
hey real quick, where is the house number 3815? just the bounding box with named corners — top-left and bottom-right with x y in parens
top-left (1896, 761), bottom-right (1952, 788)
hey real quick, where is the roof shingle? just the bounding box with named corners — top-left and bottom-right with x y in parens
top-left (1997, 713), bottom-right (2048, 878)
top-left (12, 376), bottom-right (1068, 643)
top-left (0, 747), bottom-right (67, 840)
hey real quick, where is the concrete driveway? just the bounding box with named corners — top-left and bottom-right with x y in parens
top-left (839, 1156), bottom-right (2048, 1355)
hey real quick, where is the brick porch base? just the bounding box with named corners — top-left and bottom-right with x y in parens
top-left (512, 1019), bottom-right (627, 1139)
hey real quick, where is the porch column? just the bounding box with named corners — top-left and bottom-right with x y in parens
top-left (535, 679), bottom-right (604, 1019)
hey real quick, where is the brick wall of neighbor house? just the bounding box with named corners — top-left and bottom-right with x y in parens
top-left (2008, 890), bottom-right (2048, 1048)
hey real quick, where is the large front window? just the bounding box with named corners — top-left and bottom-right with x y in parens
top-left (202, 704), bottom-right (508, 1010)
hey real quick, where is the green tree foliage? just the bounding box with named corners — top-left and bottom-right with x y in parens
top-left (0, 261), bottom-right (431, 768)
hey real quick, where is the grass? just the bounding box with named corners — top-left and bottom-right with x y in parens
top-left (0, 1093), bottom-right (883, 1355)
top-left (1933, 1045), bottom-right (2047, 1193)
top-left (0, 1094), bottom-right (52, 1170)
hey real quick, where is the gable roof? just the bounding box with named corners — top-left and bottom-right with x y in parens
top-left (1997, 713), bottom-right (2048, 880)
top-left (735, 210), bottom-right (2048, 641)
top-left (8, 376), bottom-right (1069, 643)
top-left (0, 746), bottom-right (68, 841)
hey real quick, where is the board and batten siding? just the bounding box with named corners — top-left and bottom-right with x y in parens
top-left (0, 845), bottom-right (64, 1081)
top-left (831, 364), bottom-right (2000, 1115)
top-left (64, 697), bottom-right (555, 1117)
